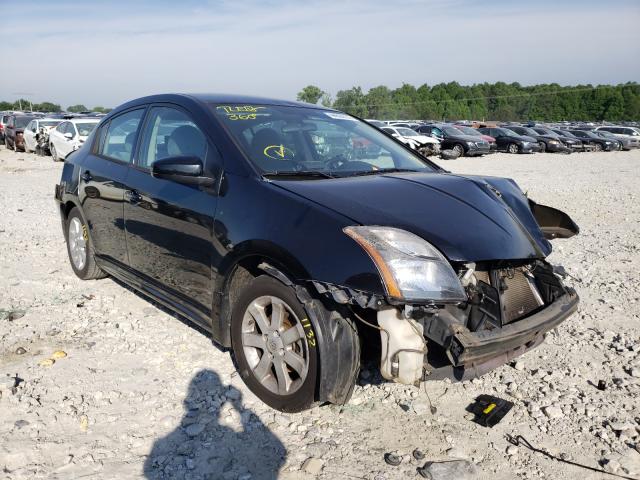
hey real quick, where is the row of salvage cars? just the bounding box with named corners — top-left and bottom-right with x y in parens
top-left (366, 118), bottom-right (640, 158)
top-left (0, 110), bottom-right (102, 161)
top-left (52, 93), bottom-right (586, 412)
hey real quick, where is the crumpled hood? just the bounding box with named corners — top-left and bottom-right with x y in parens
top-left (274, 172), bottom-right (552, 262)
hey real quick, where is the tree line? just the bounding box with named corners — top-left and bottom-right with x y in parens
top-left (297, 82), bottom-right (640, 121)
top-left (0, 99), bottom-right (111, 114)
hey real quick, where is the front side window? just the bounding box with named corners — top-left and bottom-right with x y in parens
top-left (56, 123), bottom-right (66, 133)
top-left (212, 104), bottom-right (436, 176)
top-left (101, 109), bottom-right (145, 163)
top-left (138, 106), bottom-right (207, 169)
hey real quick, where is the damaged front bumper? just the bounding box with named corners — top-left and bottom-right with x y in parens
top-left (448, 288), bottom-right (578, 367)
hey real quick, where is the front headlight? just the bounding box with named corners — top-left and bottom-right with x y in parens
top-left (343, 226), bottom-right (467, 302)
top-left (466, 141), bottom-right (475, 146)
top-left (549, 140), bottom-right (559, 145)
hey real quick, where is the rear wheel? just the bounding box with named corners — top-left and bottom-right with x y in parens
top-left (7, 138), bottom-right (14, 150)
top-left (507, 143), bottom-right (519, 154)
top-left (65, 208), bottom-right (106, 280)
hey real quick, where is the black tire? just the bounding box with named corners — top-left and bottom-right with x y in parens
top-left (7, 138), bottom-right (14, 150)
top-left (65, 207), bottom-right (106, 280)
top-left (452, 144), bottom-right (465, 157)
top-left (593, 143), bottom-right (603, 152)
top-left (538, 142), bottom-right (546, 153)
top-left (231, 275), bottom-right (320, 412)
top-left (507, 143), bottom-right (519, 154)
top-left (50, 144), bottom-right (59, 161)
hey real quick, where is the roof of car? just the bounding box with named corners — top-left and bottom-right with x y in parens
top-left (119, 93), bottom-right (330, 110)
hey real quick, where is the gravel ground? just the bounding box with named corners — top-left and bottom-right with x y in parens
top-left (1, 146), bottom-right (639, 480)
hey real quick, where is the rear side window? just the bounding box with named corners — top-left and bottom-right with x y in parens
top-left (137, 106), bottom-right (207, 169)
top-left (100, 109), bottom-right (145, 163)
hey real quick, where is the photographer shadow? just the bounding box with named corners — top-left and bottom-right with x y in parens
top-left (144, 369), bottom-right (286, 479)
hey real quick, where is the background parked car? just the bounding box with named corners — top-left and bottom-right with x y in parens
top-left (415, 124), bottom-right (490, 157)
top-left (594, 126), bottom-right (640, 148)
top-left (49, 118), bottom-right (100, 161)
top-left (23, 118), bottom-right (63, 153)
top-left (0, 113), bottom-right (11, 145)
top-left (551, 129), bottom-right (594, 151)
top-left (567, 129), bottom-right (616, 151)
top-left (4, 114), bottom-right (38, 151)
top-left (380, 126), bottom-right (440, 155)
top-left (503, 125), bottom-right (569, 153)
top-left (453, 125), bottom-right (497, 152)
top-left (532, 127), bottom-right (582, 151)
top-left (478, 127), bottom-right (540, 153)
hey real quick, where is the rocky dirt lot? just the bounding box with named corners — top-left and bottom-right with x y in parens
top-left (1, 146), bottom-right (639, 480)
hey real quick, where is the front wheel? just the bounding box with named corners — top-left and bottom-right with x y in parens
top-left (507, 143), bottom-right (519, 154)
top-left (452, 144), bottom-right (465, 157)
top-left (593, 143), bottom-right (603, 152)
top-left (230, 275), bottom-right (360, 412)
top-left (65, 207), bottom-right (106, 280)
top-left (538, 142), bottom-right (546, 153)
top-left (50, 144), bottom-right (59, 161)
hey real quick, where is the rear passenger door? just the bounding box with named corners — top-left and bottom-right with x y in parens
top-left (123, 104), bottom-right (220, 315)
top-left (80, 108), bottom-right (146, 266)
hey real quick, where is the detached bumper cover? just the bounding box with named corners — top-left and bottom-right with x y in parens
top-left (448, 289), bottom-right (579, 366)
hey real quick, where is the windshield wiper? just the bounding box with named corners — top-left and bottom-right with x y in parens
top-left (264, 170), bottom-right (335, 179)
top-left (345, 168), bottom-right (420, 177)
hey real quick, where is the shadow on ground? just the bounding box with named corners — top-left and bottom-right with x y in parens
top-left (144, 369), bottom-right (286, 479)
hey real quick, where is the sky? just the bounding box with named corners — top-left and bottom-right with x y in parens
top-left (1, 0), bottom-right (639, 109)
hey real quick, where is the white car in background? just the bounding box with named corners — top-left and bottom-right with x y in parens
top-left (381, 126), bottom-right (440, 155)
top-left (23, 118), bottom-right (63, 153)
top-left (49, 118), bottom-right (100, 161)
top-left (593, 126), bottom-right (640, 148)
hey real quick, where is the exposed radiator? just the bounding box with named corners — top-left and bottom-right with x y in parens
top-left (473, 268), bottom-right (544, 324)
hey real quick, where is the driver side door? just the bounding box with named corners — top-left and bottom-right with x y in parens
top-left (123, 105), bottom-right (221, 317)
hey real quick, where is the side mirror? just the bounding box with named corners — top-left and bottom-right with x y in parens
top-left (151, 156), bottom-right (215, 187)
top-left (64, 132), bottom-right (74, 139)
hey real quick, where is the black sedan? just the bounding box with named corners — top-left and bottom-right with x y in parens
top-left (478, 127), bottom-right (541, 153)
top-left (532, 127), bottom-right (582, 151)
top-left (55, 94), bottom-right (579, 412)
top-left (568, 130), bottom-right (617, 151)
top-left (415, 124), bottom-right (491, 157)
top-left (503, 125), bottom-right (569, 153)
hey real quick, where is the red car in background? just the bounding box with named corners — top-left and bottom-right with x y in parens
top-left (454, 125), bottom-right (497, 153)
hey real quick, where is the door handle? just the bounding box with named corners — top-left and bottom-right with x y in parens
top-left (124, 190), bottom-right (142, 204)
top-left (81, 171), bottom-right (92, 182)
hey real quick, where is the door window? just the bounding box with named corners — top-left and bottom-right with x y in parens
top-left (101, 109), bottom-right (145, 163)
top-left (138, 106), bottom-right (207, 169)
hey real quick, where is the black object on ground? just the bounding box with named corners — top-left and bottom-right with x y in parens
top-left (413, 449), bottom-right (425, 461)
top-left (466, 394), bottom-right (513, 427)
top-left (384, 452), bottom-right (401, 466)
top-left (506, 434), bottom-right (639, 480)
top-left (598, 380), bottom-right (607, 391)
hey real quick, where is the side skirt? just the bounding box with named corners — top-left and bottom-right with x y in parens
top-left (96, 256), bottom-right (214, 334)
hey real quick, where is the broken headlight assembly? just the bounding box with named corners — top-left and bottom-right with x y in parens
top-left (343, 226), bottom-right (467, 303)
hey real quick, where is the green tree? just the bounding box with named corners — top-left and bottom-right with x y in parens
top-left (332, 87), bottom-right (368, 117)
top-left (33, 102), bottom-right (62, 112)
top-left (67, 104), bottom-right (88, 113)
top-left (92, 106), bottom-right (112, 113)
top-left (297, 85), bottom-right (325, 105)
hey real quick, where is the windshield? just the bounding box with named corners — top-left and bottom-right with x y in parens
top-left (41, 120), bottom-right (61, 128)
top-left (212, 104), bottom-right (436, 177)
top-left (75, 122), bottom-right (97, 136)
top-left (15, 117), bottom-right (33, 128)
top-left (441, 126), bottom-right (462, 136)
top-left (456, 126), bottom-right (481, 136)
top-left (498, 128), bottom-right (518, 137)
top-left (397, 127), bottom-right (418, 137)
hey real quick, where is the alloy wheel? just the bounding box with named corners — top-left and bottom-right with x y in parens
top-left (241, 295), bottom-right (309, 396)
top-left (68, 217), bottom-right (87, 271)
top-left (508, 143), bottom-right (519, 154)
